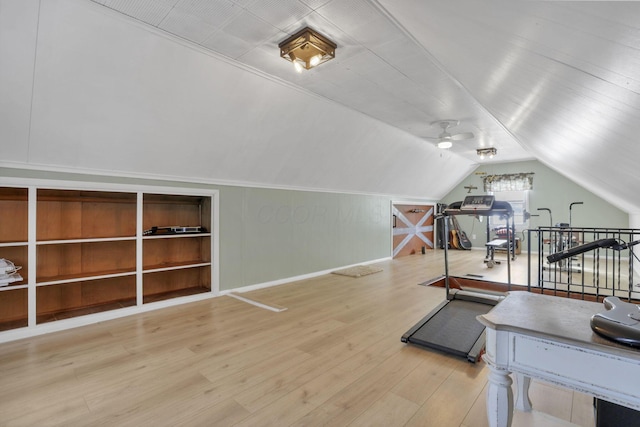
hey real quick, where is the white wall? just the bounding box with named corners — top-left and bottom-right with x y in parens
top-left (0, 0), bottom-right (475, 201)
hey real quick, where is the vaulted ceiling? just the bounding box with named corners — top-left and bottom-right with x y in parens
top-left (2, 0), bottom-right (639, 213)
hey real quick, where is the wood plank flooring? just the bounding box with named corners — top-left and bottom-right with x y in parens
top-left (0, 249), bottom-right (595, 426)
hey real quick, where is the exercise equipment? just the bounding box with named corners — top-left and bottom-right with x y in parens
top-left (539, 203), bottom-right (585, 272)
top-left (546, 237), bottom-right (617, 263)
top-left (569, 201), bottom-right (583, 228)
top-left (402, 195), bottom-right (513, 362)
top-left (547, 238), bottom-right (640, 347)
top-left (484, 239), bottom-right (508, 268)
top-left (484, 216), bottom-right (516, 268)
top-left (537, 207), bottom-right (552, 227)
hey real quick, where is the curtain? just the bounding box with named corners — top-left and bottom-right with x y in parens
top-left (483, 173), bottom-right (534, 192)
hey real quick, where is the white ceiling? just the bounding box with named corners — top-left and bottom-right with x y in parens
top-left (90, 0), bottom-right (533, 163)
top-left (2, 0), bottom-right (638, 212)
top-left (86, 0), bottom-right (640, 212)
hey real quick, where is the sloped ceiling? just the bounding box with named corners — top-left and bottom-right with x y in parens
top-left (1, 0), bottom-right (639, 212)
top-left (0, 0), bottom-right (476, 201)
top-left (380, 0), bottom-right (640, 214)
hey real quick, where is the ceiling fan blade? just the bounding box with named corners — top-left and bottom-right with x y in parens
top-left (421, 136), bottom-right (440, 141)
top-left (451, 132), bottom-right (474, 141)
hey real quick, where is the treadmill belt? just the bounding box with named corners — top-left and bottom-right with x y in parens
top-left (409, 300), bottom-right (492, 357)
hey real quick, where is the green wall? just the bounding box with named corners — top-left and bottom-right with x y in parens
top-left (219, 187), bottom-right (391, 290)
top-left (0, 168), bottom-right (393, 291)
top-left (442, 160), bottom-right (629, 250)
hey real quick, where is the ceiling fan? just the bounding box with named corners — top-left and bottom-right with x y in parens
top-left (423, 120), bottom-right (474, 149)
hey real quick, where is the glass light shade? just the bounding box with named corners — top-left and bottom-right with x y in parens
top-left (310, 54), bottom-right (322, 67)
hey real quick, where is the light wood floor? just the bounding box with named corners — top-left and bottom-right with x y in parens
top-left (0, 250), bottom-right (595, 426)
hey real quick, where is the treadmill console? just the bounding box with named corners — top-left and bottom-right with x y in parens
top-left (460, 195), bottom-right (495, 211)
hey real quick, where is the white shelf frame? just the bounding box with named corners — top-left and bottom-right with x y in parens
top-left (0, 177), bottom-right (220, 342)
top-left (143, 262), bottom-right (212, 274)
top-left (37, 236), bottom-right (137, 245)
top-left (36, 270), bottom-right (138, 287)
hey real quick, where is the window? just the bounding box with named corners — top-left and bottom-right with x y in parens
top-left (483, 172), bottom-right (533, 230)
top-left (490, 190), bottom-right (529, 229)
top-left (483, 173), bottom-right (533, 192)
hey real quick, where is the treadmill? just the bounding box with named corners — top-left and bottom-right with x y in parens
top-left (402, 195), bottom-right (513, 362)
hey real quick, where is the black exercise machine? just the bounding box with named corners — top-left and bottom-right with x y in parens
top-left (484, 211), bottom-right (516, 268)
top-left (402, 195), bottom-right (513, 362)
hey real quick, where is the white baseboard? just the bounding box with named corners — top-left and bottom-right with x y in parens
top-left (219, 257), bottom-right (392, 295)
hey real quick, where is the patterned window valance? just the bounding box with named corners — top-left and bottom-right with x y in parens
top-left (483, 173), bottom-right (534, 192)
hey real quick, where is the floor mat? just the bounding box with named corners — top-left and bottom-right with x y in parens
top-left (332, 265), bottom-right (383, 278)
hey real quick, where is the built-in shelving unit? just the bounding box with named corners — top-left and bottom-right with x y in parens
top-left (35, 189), bottom-right (138, 323)
top-left (0, 181), bottom-right (218, 339)
top-left (142, 193), bottom-right (212, 303)
top-left (0, 187), bottom-right (29, 331)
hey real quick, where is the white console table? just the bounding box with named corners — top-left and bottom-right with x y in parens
top-left (477, 291), bottom-right (640, 427)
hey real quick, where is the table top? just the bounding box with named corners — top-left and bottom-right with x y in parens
top-left (477, 291), bottom-right (640, 359)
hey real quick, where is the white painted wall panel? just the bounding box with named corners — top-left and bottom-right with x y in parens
top-left (4, 0), bottom-right (473, 200)
top-left (0, 0), bottom-right (39, 162)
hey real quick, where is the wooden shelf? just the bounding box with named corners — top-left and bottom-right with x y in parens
top-left (143, 286), bottom-right (210, 304)
top-left (143, 232), bottom-right (211, 240)
top-left (37, 236), bottom-right (136, 245)
top-left (144, 261), bottom-right (211, 273)
top-left (0, 241), bottom-right (28, 247)
top-left (0, 317), bottom-right (28, 332)
top-left (143, 193), bottom-right (211, 233)
top-left (0, 287), bottom-right (27, 327)
top-left (36, 298), bottom-right (137, 324)
top-left (0, 187), bottom-right (28, 243)
top-left (36, 276), bottom-right (137, 322)
top-left (143, 266), bottom-right (211, 299)
top-left (0, 184), bottom-right (216, 334)
top-left (143, 236), bottom-right (210, 268)
top-left (36, 269), bottom-right (137, 286)
top-left (36, 240), bottom-right (136, 282)
top-left (37, 189), bottom-right (136, 240)
top-left (0, 284), bottom-right (28, 292)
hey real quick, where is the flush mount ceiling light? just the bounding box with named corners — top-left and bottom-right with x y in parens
top-left (279, 27), bottom-right (336, 73)
top-left (477, 147), bottom-right (497, 159)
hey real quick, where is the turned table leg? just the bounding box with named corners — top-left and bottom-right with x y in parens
top-left (486, 365), bottom-right (514, 427)
top-left (515, 373), bottom-right (532, 412)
